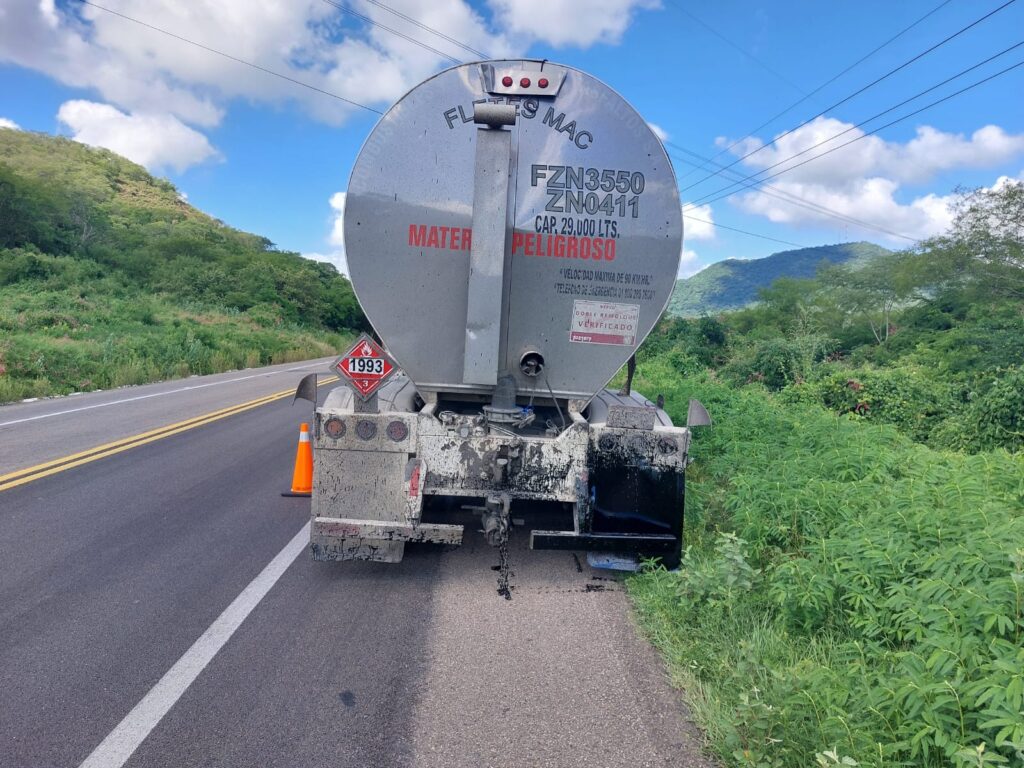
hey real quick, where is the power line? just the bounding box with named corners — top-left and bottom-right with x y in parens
top-left (361, 0), bottom-right (489, 59)
top-left (320, 0), bottom-right (462, 65)
top-left (671, 143), bottom-right (913, 236)
top-left (693, 59), bottom-right (1024, 209)
top-left (680, 0), bottom-right (1018, 192)
top-left (324, 3), bottom-right (818, 249)
top-left (67, 0), bottom-right (827, 253)
top-left (667, 1), bottom-right (806, 94)
top-left (688, 44), bottom-right (1024, 207)
top-left (74, 0), bottom-right (383, 115)
top-left (668, 143), bottom-right (919, 242)
top-left (676, 0), bottom-right (954, 183)
top-left (683, 214), bottom-right (809, 249)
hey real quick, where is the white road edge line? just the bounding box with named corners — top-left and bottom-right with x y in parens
top-left (78, 522), bottom-right (311, 768)
top-left (0, 361), bottom-right (329, 428)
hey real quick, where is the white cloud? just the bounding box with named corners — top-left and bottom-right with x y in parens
top-left (0, 1), bottom-right (223, 127)
top-left (328, 192), bottom-right (346, 248)
top-left (2, 1), bottom-right (657, 177)
top-left (488, 0), bottom-right (658, 47)
top-left (735, 176), bottom-right (957, 241)
top-left (682, 203), bottom-right (715, 241)
top-left (306, 191), bottom-right (348, 275)
top-left (894, 125), bottom-right (1024, 183)
top-left (678, 247), bottom-right (701, 278)
top-left (57, 100), bottom-right (219, 172)
top-left (304, 251), bottom-right (348, 275)
top-left (724, 117), bottom-right (1024, 241)
top-left (732, 118), bottom-right (1024, 187)
top-left (0, 0), bottom-right (520, 133)
top-left (2, 0), bottom-right (633, 134)
top-left (989, 174), bottom-right (1022, 192)
top-left (0, 117), bottom-right (20, 130)
top-left (648, 122), bottom-right (668, 142)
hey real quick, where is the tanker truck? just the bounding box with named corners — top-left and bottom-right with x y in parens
top-left (306, 60), bottom-right (707, 578)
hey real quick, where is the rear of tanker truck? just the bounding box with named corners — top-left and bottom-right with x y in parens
top-left (307, 59), bottom-right (703, 575)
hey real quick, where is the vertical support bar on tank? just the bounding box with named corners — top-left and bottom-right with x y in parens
top-left (463, 103), bottom-right (517, 387)
top-left (353, 392), bottom-right (379, 413)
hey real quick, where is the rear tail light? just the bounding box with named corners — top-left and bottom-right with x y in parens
top-left (386, 420), bottom-right (409, 442)
top-left (324, 416), bottom-right (345, 438)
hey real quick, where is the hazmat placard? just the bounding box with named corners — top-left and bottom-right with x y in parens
top-left (568, 300), bottom-right (640, 346)
top-left (333, 334), bottom-right (397, 399)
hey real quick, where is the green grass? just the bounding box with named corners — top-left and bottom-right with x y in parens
top-left (0, 130), bottom-right (366, 402)
top-left (626, 357), bottom-right (1024, 768)
top-left (0, 283), bottom-right (350, 402)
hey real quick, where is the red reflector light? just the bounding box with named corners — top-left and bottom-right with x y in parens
top-left (355, 420), bottom-right (377, 440)
top-left (501, 76), bottom-right (513, 87)
top-left (386, 420), bottom-right (409, 442)
top-left (538, 78), bottom-right (549, 88)
top-left (520, 77), bottom-right (531, 87)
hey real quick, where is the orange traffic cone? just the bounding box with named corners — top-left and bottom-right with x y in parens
top-left (282, 423), bottom-right (313, 497)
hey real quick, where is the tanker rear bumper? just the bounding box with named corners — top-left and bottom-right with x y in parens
top-left (310, 517), bottom-right (463, 562)
top-left (310, 383), bottom-right (689, 566)
top-left (313, 517), bottom-right (463, 544)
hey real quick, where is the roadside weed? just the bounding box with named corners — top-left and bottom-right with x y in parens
top-left (628, 369), bottom-right (1024, 767)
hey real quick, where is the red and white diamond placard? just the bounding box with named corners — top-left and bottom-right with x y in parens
top-left (333, 334), bottom-right (396, 400)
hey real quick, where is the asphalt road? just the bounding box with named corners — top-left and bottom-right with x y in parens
top-left (0, 358), bottom-right (337, 475)
top-left (0, 362), bottom-right (711, 768)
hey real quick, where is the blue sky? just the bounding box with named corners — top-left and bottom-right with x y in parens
top-left (2, 0), bottom-right (1023, 277)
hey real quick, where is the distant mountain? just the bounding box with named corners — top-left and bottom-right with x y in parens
top-left (667, 241), bottom-right (893, 317)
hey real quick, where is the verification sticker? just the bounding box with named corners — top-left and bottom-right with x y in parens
top-left (569, 300), bottom-right (640, 346)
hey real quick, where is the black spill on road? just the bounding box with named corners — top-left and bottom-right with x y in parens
top-left (496, 529), bottom-right (512, 600)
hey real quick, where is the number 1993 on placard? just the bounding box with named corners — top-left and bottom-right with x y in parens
top-left (346, 357), bottom-right (385, 375)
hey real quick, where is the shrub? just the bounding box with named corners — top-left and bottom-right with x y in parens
top-left (968, 367), bottom-right (1024, 452)
top-left (724, 335), bottom-right (837, 390)
top-left (628, 369), bottom-right (1024, 768)
top-left (782, 366), bottom-right (954, 442)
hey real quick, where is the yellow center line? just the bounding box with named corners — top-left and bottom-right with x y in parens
top-left (0, 376), bottom-right (338, 493)
top-left (0, 393), bottom-right (286, 483)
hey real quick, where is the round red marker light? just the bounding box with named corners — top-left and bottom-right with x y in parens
top-left (501, 76), bottom-right (513, 87)
top-left (324, 416), bottom-right (346, 439)
top-left (538, 77), bottom-right (549, 88)
top-left (386, 420), bottom-right (409, 442)
top-left (520, 77), bottom-right (531, 87)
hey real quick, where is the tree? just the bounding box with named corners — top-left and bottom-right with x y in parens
top-left (818, 252), bottom-right (915, 345)
top-left (910, 180), bottom-right (1024, 300)
top-left (756, 277), bottom-right (819, 330)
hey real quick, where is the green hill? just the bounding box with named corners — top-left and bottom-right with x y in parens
top-left (0, 129), bottom-right (365, 403)
top-left (668, 241), bottom-right (892, 316)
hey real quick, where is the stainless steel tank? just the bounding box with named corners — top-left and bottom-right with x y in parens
top-left (344, 60), bottom-right (682, 401)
